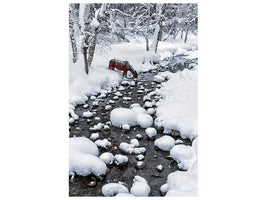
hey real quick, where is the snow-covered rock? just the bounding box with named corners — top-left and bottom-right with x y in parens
top-left (147, 108), bottom-right (155, 115)
top-left (115, 91), bottom-right (123, 97)
top-left (113, 96), bottom-right (119, 100)
top-left (121, 80), bottom-right (129, 86)
top-left (99, 152), bottom-right (115, 165)
top-left (130, 103), bottom-right (140, 109)
top-left (90, 133), bottom-right (99, 141)
top-left (154, 75), bottom-right (165, 83)
top-left (110, 108), bottom-right (137, 127)
top-left (145, 127), bottom-right (157, 138)
top-left (164, 161), bottom-right (198, 196)
top-left (90, 96), bottom-right (96, 100)
top-left (136, 114), bottom-right (153, 128)
top-left (130, 81), bottom-right (136, 86)
top-left (136, 154), bottom-right (145, 161)
top-left (154, 135), bottom-right (175, 151)
top-left (105, 105), bottom-right (112, 111)
top-left (114, 154), bottom-right (128, 165)
top-left (102, 183), bottom-right (129, 196)
top-left (69, 118), bottom-right (74, 124)
top-left (69, 137), bottom-right (99, 156)
top-left (122, 124), bottom-right (130, 130)
top-left (123, 97), bottom-right (132, 101)
top-left (115, 193), bottom-right (135, 196)
top-left (144, 101), bottom-right (153, 108)
top-left (119, 139), bottom-right (142, 154)
top-left (95, 139), bottom-right (111, 149)
top-left (130, 176), bottom-right (151, 196)
top-left (69, 137), bottom-right (106, 177)
top-left (82, 111), bottom-right (93, 118)
top-left (69, 149), bottom-right (107, 177)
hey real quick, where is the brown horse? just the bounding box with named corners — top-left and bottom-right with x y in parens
top-left (108, 59), bottom-right (138, 78)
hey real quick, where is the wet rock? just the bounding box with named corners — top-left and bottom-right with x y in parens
top-left (103, 125), bottom-right (110, 131)
top-left (106, 121), bottom-right (112, 126)
top-left (92, 101), bottom-right (99, 107)
top-left (123, 97), bottom-right (132, 101)
top-left (90, 96), bottom-right (96, 100)
top-left (90, 133), bottom-right (99, 141)
top-left (135, 134), bottom-right (143, 140)
top-left (88, 181), bottom-right (97, 187)
top-left (94, 117), bottom-right (101, 122)
top-left (165, 155), bottom-right (173, 160)
top-left (135, 161), bottom-right (145, 169)
top-left (96, 175), bottom-right (105, 181)
top-left (152, 173), bottom-right (162, 178)
top-left (121, 80), bottom-right (129, 86)
top-left (83, 104), bottom-right (89, 109)
top-left (156, 164), bottom-right (164, 172)
top-left (105, 105), bottom-right (112, 111)
top-left (135, 154), bottom-right (145, 161)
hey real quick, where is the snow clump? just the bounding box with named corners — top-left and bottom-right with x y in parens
top-left (154, 135), bottom-right (175, 151)
top-left (119, 139), bottom-right (145, 154)
top-left (102, 183), bottom-right (129, 196)
top-left (82, 111), bottom-right (93, 118)
top-left (95, 139), bottom-right (111, 149)
top-left (114, 154), bottom-right (128, 165)
top-left (99, 152), bottom-right (115, 165)
top-left (69, 137), bottom-right (107, 177)
top-left (130, 175), bottom-right (151, 196)
top-left (145, 127), bottom-right (157, 138)
top-left (110, 106), bottom-right (152, 128)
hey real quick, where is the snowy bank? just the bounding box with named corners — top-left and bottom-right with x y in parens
top-left (149, 67), bottom-right (198, 140)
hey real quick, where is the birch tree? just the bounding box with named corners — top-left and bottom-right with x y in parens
top-left (149, 3), bottom-right (166, 53)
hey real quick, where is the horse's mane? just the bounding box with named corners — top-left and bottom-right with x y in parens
top-left (127, 63), bottom-right (136, 74)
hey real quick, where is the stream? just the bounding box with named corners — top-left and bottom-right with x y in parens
top-left (69, 55), bottom-right (197, 196)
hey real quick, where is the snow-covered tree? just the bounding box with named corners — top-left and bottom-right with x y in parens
top-left (69, 4), bottom-right (80, 63)
top-left (150, 3), bottom-right (166, 53)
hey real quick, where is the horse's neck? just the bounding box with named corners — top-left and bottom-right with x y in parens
top-left (127, 64), bottom-right (134, 73)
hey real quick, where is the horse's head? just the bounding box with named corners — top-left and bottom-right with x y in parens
top-left (133, 70), bottom-right (138, 78)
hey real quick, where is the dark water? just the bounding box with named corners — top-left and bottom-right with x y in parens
top-left (69, 56), bottom-right (197, 196)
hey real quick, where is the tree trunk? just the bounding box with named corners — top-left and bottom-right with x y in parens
top-left (149, 4), bottom-right (166, 53)
top-left (83, 46), bottom-right (89, 74)
top-left (145, 4), bottom-right (150, 51)
top-left (87, 29), bottom-right (99, 67)
top-left (184, 28), bottom-right (188, 43)
top-left (181, 30), bottom-right (183, 39)
top-left (69, 5), bottom-right (78, 63)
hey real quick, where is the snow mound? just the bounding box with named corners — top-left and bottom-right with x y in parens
top-left (154, 135), bottom-right (175, 151)
top-left (110, 108), bottom-right (137, 127)
top-left (147, 108), bottom-right (155, 115)
top-left (115, 193), bottom-right (135, 196)
top-left (119, 139), bottom-right (145, 154)
top-left (129, 103), bottom-right (140, 109)
top-left (152, 69), bottom-right (198, 140)
top-left (95, 139), bottom-right (111, 149)
top-left (110, 106), bottom-right (152, 128)
top-left (145, 127), bottom-right (157, 138)
top-left (114, 154), bottom-right (128, 165)
top-left (164, 161), bottom-right (198, 196)
top-left (102, 183), bottom-right (129, 196)
top-left (69, 137), bottom-right (99, 156)
top-left (82, 111), bottom-right (93, 118)
top-left (90, 133), bottom-right (99, 141)
top-left (99, 152), bottom-right (115, 165)
top-left (136, 114), bottom-right (153, 128)
top-left (130, 175), bottom-right (151, 196)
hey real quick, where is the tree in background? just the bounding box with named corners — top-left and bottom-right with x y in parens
top-left (69, 3), bottom-right (198, 74)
